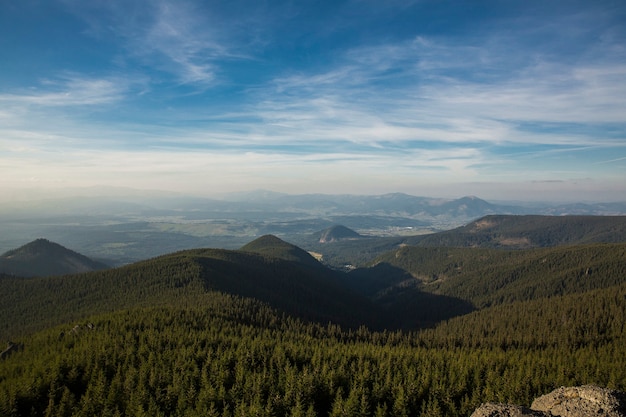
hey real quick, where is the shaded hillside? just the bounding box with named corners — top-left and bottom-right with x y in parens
top-left (341, 262), bottom-right (475, 328)
top-left (417, 215), bottom-right (626, 248)
top-left (191, 246), bottom-right (379, 328)
top-left (0, 239), bottom-right (109, 277)
top-left (356, 243), bottom-right (626, 308)
top-left (0, 240), bottom-right (380, 338)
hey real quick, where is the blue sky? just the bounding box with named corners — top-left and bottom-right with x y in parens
top-left (1, 0), bottom-right (625, 202)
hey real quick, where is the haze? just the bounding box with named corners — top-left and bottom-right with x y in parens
top-left (1, 0), bottom-right (625, 203)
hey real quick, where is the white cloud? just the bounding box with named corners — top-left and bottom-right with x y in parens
top-left (255, 20), bottom-right (626, 150)
top-left (136, 1), bottom-right (222, 85)
top-left (421, 61), bottom-right (626, 125)
top-left (66, 0), bottom-right (251, 87)
top-left (2, 0), bottom-right (624, 200)
top-left (0, 75), bottom-right (130, 107)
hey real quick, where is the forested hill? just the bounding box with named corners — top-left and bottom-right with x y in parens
top-left (3, 236), bottom-right (625, 337)
top-left (0, 239), bottom-right (379, 339)
top-left (347, 243), bottom-right (626, 309)
top-left (0, 238), bottom-right (109, 277)
top-left (297, 215), bottom-right (626, 270)
top-left (1, 263), bottom-right (625, 416)
top-left (240, 234), bottom-right (324, 269)
top-left (1, 231), bottom-right (626, 416)
top-left (414, 215), bottom-right (626, 248)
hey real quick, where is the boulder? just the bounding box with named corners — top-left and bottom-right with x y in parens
top-left (471, 403), bottom-right (549, 417)
top-left (531, 385), bottom-right (626, 417)
top-left (470, 386), bottom-right (626, 417)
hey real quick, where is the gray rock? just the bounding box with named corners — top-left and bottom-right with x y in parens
top-left (470, 386), bottom-right (626, 417)
top-left (470, 403), bottom-right (549, 417)
top-left (531, 385), bottom-right (626, 417)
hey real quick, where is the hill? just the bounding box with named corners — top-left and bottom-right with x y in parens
top-left (0, 269), bottom-right (624, 417)
top-left (416, 215), bottom-right (626, 248)
top-left (5, 192), bottom-right (626, 265)
top-left (0, 237), bottom-right (382, 338)
top-left (345, 243), bottom-right (626, 310)
top-left (418, 280), bottom-right (626, 350)
top-left (1, 231), bottom-right (626, 416)
top-left (239, 234), bottom-right (324, 269)
top-left (298, 215), bottom-right (626, 270)
top-left (318, 225), bottom-right (363, 243)
top-left (0, 239), bottom-right (109, 277)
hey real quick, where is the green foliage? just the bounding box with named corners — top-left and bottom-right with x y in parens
top-left (0, 239), bottom-right (108, 278)
top-left (366, 243), bottom-right (626, 308)
top-left (1, 282), bottom-right (625, 417)
top-left (0, 246), bottom-right (379, 339)
top-left (2, 234), bottom-right (626, 416)
top-left (301, 215), bottom-right (626, 269)
top-left (417, 215), bottom-right (626, 248)
top-left (419, 282), bottom-right (626, 350)
top-left (240, 235), bottom-right (324, 269)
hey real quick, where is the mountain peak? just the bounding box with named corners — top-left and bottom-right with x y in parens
top-left (240, 235), bottom-right (322, 268)
top-left (242, 234), bottom-right (290, 249)
top-left (0, 239), bottom-right (108, 277)
top-left (3, 238), bottom-right (68, 259)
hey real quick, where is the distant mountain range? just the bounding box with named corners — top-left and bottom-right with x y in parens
top-left (3, 191), bottom-right (625, 224)
top-left (4, 214), bottom-right (625, 280)
top-left (2, 190), bottom-right (625, 265)
top-left (413, 214), bottom-right (626, 248)
top-left (301, 215), bottom-right (626, 269)
top-left (220, 191), bottom-right (626, 219)
top-left (0, 239), bottom-right (109, 277)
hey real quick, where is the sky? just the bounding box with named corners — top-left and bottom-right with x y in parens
top-left (1, 0), bottom-right (625, 202)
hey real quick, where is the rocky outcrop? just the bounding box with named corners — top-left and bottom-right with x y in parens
top-left (471, 386), bottom-right (626, 417)
top-left (532, 386), bottom-right (626, 417)
top-left (471, 403), bottom-right (548, 416)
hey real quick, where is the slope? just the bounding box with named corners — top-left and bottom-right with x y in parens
top-left (419, 280), bottom-right (626, 350)
top-left (353, 243), bottom-right (626, 308)
top-left (1, 281), bottom-right (624, 417)
top-left (240, 234), bottom-right (324, 269)
top-left (296, 215), bottom-right (626, 271)
top-left (417, 215), bottom-right (626, 248)
top-left (0, 240), bottom-right (380, 339)
top-left (0, 238), bottom-right (109, 277)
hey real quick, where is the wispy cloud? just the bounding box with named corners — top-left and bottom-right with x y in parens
top-left (594, 156), bottom-right (626, 165)
top-left (0, 74), bottom-right (131, 107)
top-left (135, 1), bottom-right (224, 85)
top-left (254, 16), bottom-right (626, 151)
top-left (2, 0), bottom-right (624, 200)
top-left (64, 0), bottom-right (250, 87)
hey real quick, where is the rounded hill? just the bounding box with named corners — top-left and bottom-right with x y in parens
top-left (0, 238), bottom-right (109, 277)
top-left (240, 234), bottom-right (322, 269)
top-left (318, 225), bottom-right (363, 243)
